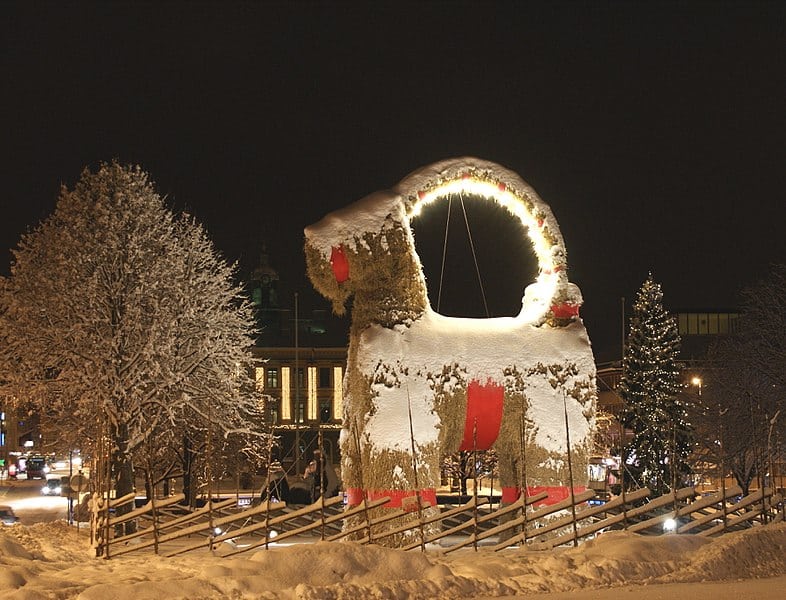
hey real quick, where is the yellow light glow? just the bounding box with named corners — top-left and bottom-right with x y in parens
top-left (307, 366), bottom-right (318, 421)
top-left (408, 176), bottom-right (563, 321)
top-left (691, 377), bottom-right (702, 386)
top-left (411, 178), bottom-right (554, 269)
top-left (333, 366), bottom-right (343, 420)
top-left (281, 367), bottom-right (291, 420)
top-left (255, 367), bottom-right (264, 391)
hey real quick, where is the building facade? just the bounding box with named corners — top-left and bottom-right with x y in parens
top-left (252, 346), bottom-right (346, 476)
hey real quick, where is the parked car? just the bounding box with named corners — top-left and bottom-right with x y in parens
top-left (0, 505), bottom-right (20, 526)
top-left (41, 478), bottom-right (63, 496)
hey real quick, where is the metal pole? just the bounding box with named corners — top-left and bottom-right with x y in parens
top-left (621, 297), bottom-right (625, 363)
top-left (294, 292), bottom-right (300, 476)
top-left (68, 449), bottom-right (74, 525)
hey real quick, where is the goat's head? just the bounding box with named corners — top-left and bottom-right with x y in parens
top-left (305, 157), bottom-right (584, 327)
top-left (305, 190), bottom-right (426, 317)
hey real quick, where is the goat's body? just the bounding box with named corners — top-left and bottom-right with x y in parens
top-left (305, 158), bottom-right (597, 546)
top-left (357, 308), bottom-right (595, 457)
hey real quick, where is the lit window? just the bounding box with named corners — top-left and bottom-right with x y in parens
top-left (281, 367), bottom-right (291, 420)
top-left (708, 313), bottom-right (719, 334)
top-left (678, 313), bottom-right (688, 335)
top-left (308, 367), bottom-right (318, 421)
top-left (333, 366), bottom-right (343, 420)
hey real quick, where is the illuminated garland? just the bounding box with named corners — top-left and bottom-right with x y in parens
top-left (400, 164), bottom-right (576, 324)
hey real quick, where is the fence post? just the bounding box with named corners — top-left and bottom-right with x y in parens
top-left (619, 421), bottom-right (629, 529)
top-left (563, 394), bottom-right (579, 547)
top-left (519, 411), bottom-right (528, 545)
top-left (263, 427), bottom-right (275, 549)
top-left (406, 385), bottom-right (426, 552)
top-left (352, 418), bottom-right (373, 544)
top-left (319, 429), bottom-right (327, 541)
top-left (472, 419), bottom-right (479, 552)
top-left (104, 423), bottom-right (112, 559)
top-left (151, 489), bottom-right (160, 554)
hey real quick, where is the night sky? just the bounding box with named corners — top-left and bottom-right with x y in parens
top-left (3, 1), bottom-right (785, 362)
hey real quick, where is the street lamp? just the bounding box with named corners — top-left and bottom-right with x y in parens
top-left (691, 376), bottom-right (702, 396)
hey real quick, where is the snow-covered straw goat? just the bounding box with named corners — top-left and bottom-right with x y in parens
top-left (305, 158), bottom-right (596, 542)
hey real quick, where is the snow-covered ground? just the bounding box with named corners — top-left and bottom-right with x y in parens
top-left (1, 520), bottom-right (785, 599)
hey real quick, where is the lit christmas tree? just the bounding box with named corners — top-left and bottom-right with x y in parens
top-left (619, 274), bottom-right (692, 495)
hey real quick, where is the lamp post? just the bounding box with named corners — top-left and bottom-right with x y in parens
top-left (691, 376), bottom-right (702, 397)
top-left (690, 376), bottom-right (706, 491)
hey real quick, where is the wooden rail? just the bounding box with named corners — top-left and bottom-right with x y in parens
top-left (90, 484), bottom-right (784, 558)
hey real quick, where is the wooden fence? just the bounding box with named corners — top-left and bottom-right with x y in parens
top-left (91, 485), bottom-right (784, 558)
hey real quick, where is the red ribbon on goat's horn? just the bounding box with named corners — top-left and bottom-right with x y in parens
top-left (330, 245), bottom-right (350, 283)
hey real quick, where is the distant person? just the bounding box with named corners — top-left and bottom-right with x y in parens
top-left (304, 459), bottom-right (318, 503)
top-left (262, 461), bottom-right (289, 504)
top-left (310, 450), bottom-right (340, 501)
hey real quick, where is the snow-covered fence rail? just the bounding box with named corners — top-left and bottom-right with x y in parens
top-left (91, 485), bottom-right (783, 559)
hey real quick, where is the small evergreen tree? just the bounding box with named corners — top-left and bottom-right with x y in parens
top-left (619, 274), bottom-right (692, 495)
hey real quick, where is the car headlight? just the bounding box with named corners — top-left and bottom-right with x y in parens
top-left (54, 487), bottom-right (62, 494)
top-left (41, 486), bottom-right (49, 494)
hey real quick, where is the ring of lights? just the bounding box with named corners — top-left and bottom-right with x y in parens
top-left (395, 157), bottom-right (573, 323)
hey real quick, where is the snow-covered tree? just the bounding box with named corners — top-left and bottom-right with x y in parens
top-left (739, 265), bottom-right (786, 382)
top-left (737, 265), bottom-right (785, 491)
top-left (441, 449), bottom-right (499, 496)
top-left (693, 339), bottom-right (771, 496)
top-left (0, 162), bottom-right (266, 524)
top-left (694, 265), bottom-right (785, 495)
top-left (619, 274), bottom-right (692, 495)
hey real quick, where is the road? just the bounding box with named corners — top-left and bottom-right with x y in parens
top-left (0, 474), bottom-right (71, 524)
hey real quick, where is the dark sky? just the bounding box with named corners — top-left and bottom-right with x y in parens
top-left (2, 1), bottom-right (785, 362)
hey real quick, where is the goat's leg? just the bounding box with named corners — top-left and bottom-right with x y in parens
top-left (495, 445), bottom-right (525, 542)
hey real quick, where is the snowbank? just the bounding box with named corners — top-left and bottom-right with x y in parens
top-left (1, 521), bottom-right (785, 599)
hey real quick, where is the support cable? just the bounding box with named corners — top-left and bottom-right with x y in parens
top-left (436, 197), bottom-right (452, 312)
top-left (459, 195), bottom-right (490, 318)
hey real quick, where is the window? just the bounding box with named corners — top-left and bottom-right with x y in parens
top-left (281, 367), bottom-right (291, 420)
top-left (266, 368), bottom-right (279, 388)
top-left (319, 367), bottom-right (331, 388)
top-left (307, 367), bottom-right (318, 421)
top-left (688, 314), bottom-right (696, 334)
top-left (708, 313), bottom-right (719, 334)
top-left (332, 366), bottom-right (343, 420)
top-left (678, 313), bottom-right (688, 335)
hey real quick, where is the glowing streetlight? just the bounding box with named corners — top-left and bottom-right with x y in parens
top-left (691, 377), bottom-right (702, 396)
